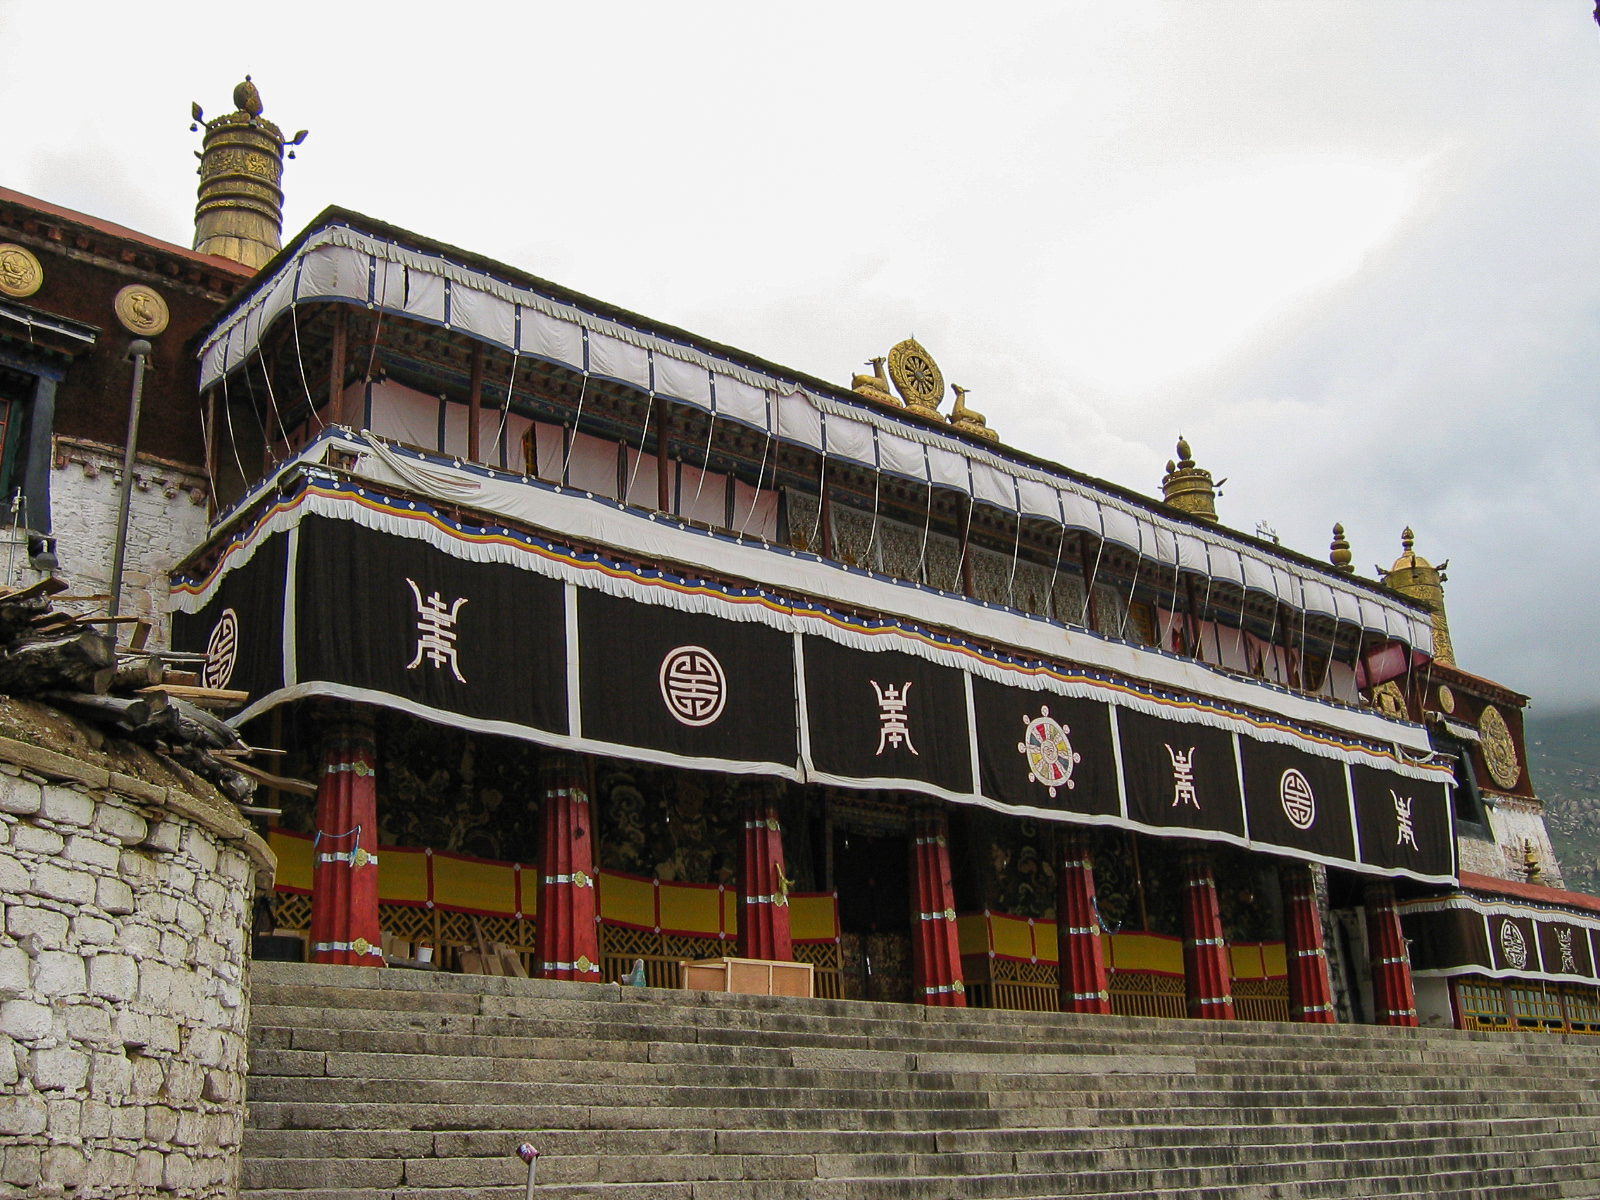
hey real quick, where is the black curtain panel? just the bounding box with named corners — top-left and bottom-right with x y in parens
top-left (1115, 707), bottom-right (1246, 838)
top-left (1402, 908), bottom-right (1492, 973)
top-left (1537, 917), bottom-right (1595, 978)
top-left (802, 637), bottom-right (972, 795)
top-left (171, 532), bottom-right (288, 701)
top-left (1350, 763), bottom-right (1454, 878)
top-left (578, 590), bottom-right (797, 767)
top-left (970, 677), bottom-right (1119, 818)
top-left (293, 516), bottom-right (568, 732)
top-left (1488, 912), bottom-right (1542, 974)
top-left (1237, 737), bottom-right (1355, 863)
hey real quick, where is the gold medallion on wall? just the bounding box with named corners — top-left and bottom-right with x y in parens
top-left (113, 284), bottom-right (170, 337)
top-left (1436, 683), bottom-right (1455, 714)
top-left (887, 338), bottom-right (945, 413)
top-left (0, 244), bottom-right (43, 298)
top-left (1479, 704), bottom-right (1521, 789)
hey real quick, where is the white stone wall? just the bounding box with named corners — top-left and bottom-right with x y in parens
top-left (1487, 798), bottom-right (1565, 889)
top-left (0, 740), bottom-right (269, 1199)
top-left (3, 439), bottom-right (210, 649)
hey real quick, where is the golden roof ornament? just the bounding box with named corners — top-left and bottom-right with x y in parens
top-left (0, 244), bottom-right (43, 298)
top-left (1329, 523), bottom-right (1353, 573)
top-left (887, 337), bottom-right (945, 415)
top-left (948, 384), bottom-right (998, 442)
top-left (851, 357), bottom-right (899, 405)
top-left (1378, 527), bottom-right (1455, 666)
top-left (1159, 436), bottom-right (1221, 524)
top-left (190, 75), bottom-right (307, 270)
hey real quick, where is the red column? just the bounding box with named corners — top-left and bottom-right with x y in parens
top-left (309, 711), bottom-right (384, 966)
top-left (535, 753), bottom-right (601, 982)
top-left (737, 784), bottom-right (793, 962)
top-left (1365, 880), bottom-right (1418, 1027)
top-left (1279, 863), bottom-right (1336, 1023)
top-left (1181, 851), bottom-right (1234, 1020)
top-left (1056, 828), bottom-right (1110, 1015)
top-left (909, 805), bottom-right (966, 1007)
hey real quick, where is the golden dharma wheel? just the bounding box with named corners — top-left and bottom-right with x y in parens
top-left (887, 338), bottom-right (945, 411)
top-left (1479, 704), bottom-right (1521, 789)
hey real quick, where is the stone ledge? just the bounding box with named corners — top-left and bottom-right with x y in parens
top-left (0, 731), bottom-right (276, 887)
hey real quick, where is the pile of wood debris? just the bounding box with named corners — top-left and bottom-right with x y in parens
top-left (0, 578), bottom-right (305, 815)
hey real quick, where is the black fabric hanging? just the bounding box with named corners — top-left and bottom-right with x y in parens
top-left (1115, 707), bottom-right (1246, 838)
top-left (802, 636), bottom-right (972, 794)
top-left (293, 516), bottom-right (568, 731)
top-left (1237, 737), bottom-right (1355, 862)
top-left (970, 677), bottom-right (1119, 817)
top-left (1536, 917), bottom-right (1595, 978)
top-left (1350, 763), bottom-right (1453, 877)
top-left (1402, 907), bottom-right (1492, 973)
top-left (1487, 912), bottom-right (1541, 974)
top-left (171, 531), bottom-right (288, 701)
top-left (577, 589), bottom-right (797, 766)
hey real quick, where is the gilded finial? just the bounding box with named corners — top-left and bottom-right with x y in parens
top-left (1160, 435), bottom-right (1219, 524)
top-left (1380, 527), bottom-right (1456, 667)
top-left (948, 384), bottom-right (998, 442)
top-left (233, 75), bottom-right (264, 118)
top-left (192, 76), bottom-right (306, 270)
top-left (1329, 523), bottom-right (1353, 572)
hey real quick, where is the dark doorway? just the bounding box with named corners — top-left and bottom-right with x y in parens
top-left (833, 828), bottom-right (912, 1002)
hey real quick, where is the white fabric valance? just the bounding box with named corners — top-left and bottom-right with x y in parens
top-left (197, 221), bottom-right (1431, 652)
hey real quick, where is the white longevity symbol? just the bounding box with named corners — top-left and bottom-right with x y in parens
top-left (871, 681), bottom-right (917, 756)
top-left (1165, 744), bottom-right (1199, 809)
top-left (405, 578), bottom-right (468, 683)
top-left (1392, 790), bottom-right (1419, 850)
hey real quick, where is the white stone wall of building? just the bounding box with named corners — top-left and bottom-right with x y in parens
top-left (1487, 798), bottom-right (1564, 889)
top-left (0, 734), bottom-right (272, 1199)
top-left (1, 438), bottom-right (210, 649)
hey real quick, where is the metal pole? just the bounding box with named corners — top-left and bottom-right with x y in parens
top-left (516, 1143), bottom-right (539, 1195)
top-left (108, 339), bottom-right (152, 620)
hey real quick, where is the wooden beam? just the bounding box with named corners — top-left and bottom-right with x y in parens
top-left (1078, 532), bottom-right (1101, 632)
top-left (203, 387), bottom-right (219, 518)
top-left (655, 402), bottom-right (672, 513)
top-left (328, 307), bottom-right (348, 425)
top-left (467, 341), bottom-right (484, 463)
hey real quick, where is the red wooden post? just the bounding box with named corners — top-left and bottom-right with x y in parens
top-left (1180, 851), bottom-right (1235, 1019)
top-left (309, 709), bottom-right (384, 966)
top-left (909, 805), bottom-right (966, 1007)
top-left (1365, 879), bottom-right (1419, 1026)
top-left (1056, 828), bottom-right (1111, 1014)
top-left (1280, 863), bottom-right (1337, 1023)
top-left (535, 753), bottom-right (601, 981)
top-left (737, 784), bottom-right (793, 961)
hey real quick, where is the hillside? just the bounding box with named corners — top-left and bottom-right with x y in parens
top-left (1528, 705), bottom-right (1600, 898)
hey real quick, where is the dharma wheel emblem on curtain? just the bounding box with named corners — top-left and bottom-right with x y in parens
top-left (1018, 706), bottom-right (1080, 798)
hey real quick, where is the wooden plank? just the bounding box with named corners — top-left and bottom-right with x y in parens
top-left (226, 759), bottom-right (316, 797)
top-left (138, 684), bottom-right (250, 703)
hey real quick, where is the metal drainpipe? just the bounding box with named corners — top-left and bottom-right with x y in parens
top-left (108, 339), bottom-right (152, 620)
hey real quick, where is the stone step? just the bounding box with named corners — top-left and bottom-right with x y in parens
top-left (244, 963), bottom-right (1600, 1198)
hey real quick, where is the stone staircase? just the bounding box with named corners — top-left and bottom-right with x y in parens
top-left (243, 962), bottom-right (1600, 1200)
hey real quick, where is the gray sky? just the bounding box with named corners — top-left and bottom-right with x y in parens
top-left (4, 2), bottom-right (1598, 711)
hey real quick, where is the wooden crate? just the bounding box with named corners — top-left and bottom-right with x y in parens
top-left (682, 957), bottom-right (814, 998)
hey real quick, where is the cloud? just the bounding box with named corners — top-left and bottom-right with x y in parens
top-left (2, 1), bottom-right (1597, 711)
